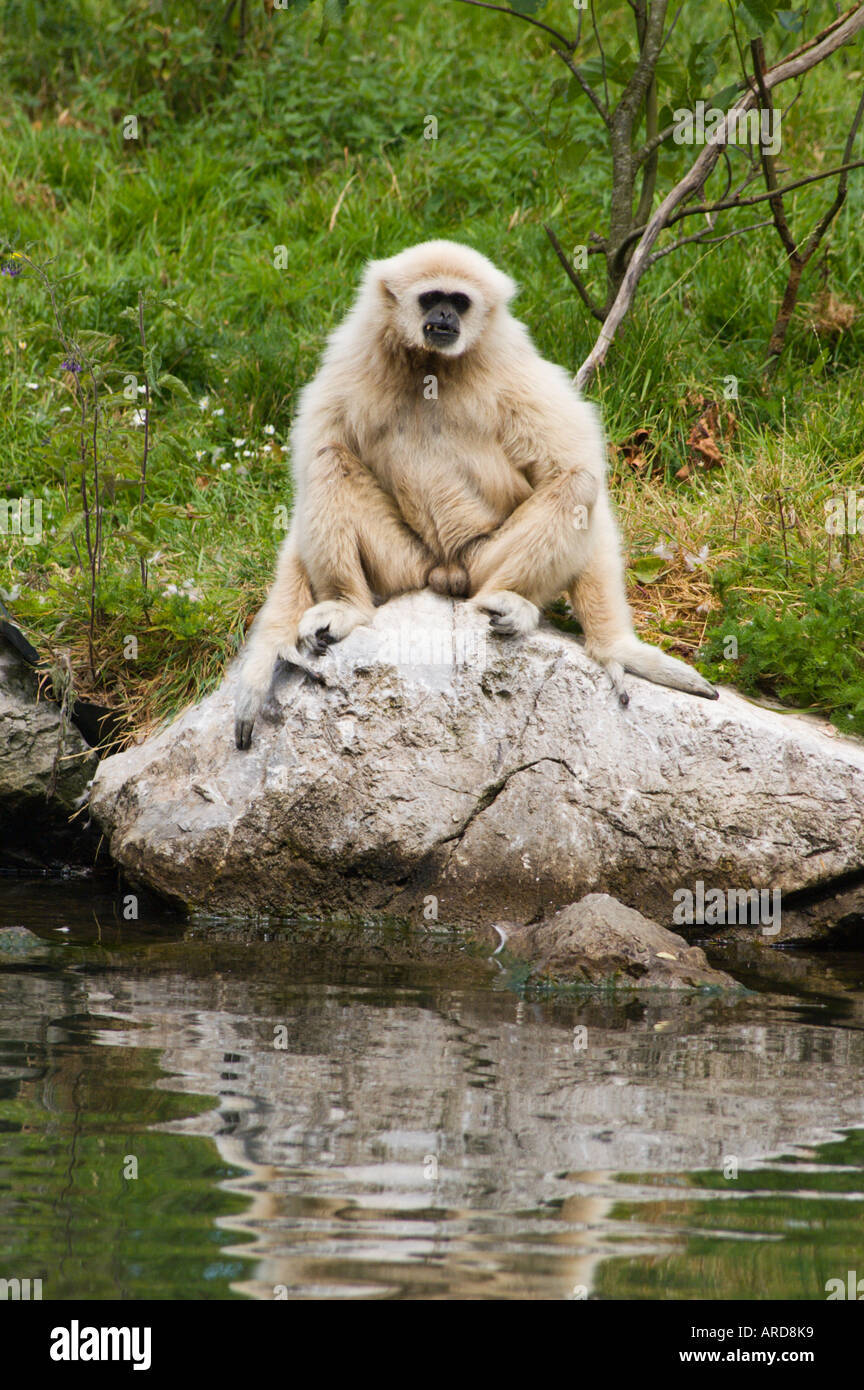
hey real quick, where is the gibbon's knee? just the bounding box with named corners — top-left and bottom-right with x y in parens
top-left (467, 476), bottom-right (596, 609)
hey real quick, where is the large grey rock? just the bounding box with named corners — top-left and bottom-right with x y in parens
top-left (0, 640), bottom-right (98, 869)
top-left (500, 893), bottom-right (738, 989)
top-left (90, 591), bottom-right (864, 930)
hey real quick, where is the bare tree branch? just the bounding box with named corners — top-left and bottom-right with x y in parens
top-left (449, 0), bottom-right (574, 50)
top-left (646, 217), bottom-right (772, 265)
top-left (545, 224), bottom-right (605, 321)
top-left (751, 37), bottom-right (796, 255)
top-left (590, 0), bottom-right (610, 113)
top-left (616, 156), bottom-right (864, 259)
top-left (552, 46), bottom-right (610, 125)
top-left (575, 3), bottom-right (864, 390)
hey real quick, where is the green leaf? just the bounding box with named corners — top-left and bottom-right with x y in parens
top-left (736, 0), bottom-right (782, 38)
top-left (777, 8), bottom-right (804, 32)
top-left (157, 372), bottom-right (192, 398)
top-left (630, 554), bottom-right (668, 584)
top-left (54, 508), bottom-right (86, 544)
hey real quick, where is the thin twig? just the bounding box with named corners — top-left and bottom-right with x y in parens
top-left (646, 217), bottom-right (772, 264)
top-left (544, 224), bottom-right (605, 321)
top-left (552, 47), bottom-right (610, 125)
top-left (449, 0), bottom-right (574, 49)
top-left (138, 291), bottom-right (150, 590)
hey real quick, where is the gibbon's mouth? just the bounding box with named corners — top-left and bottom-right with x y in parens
top-left (422, 322), bottom-right (460, 348)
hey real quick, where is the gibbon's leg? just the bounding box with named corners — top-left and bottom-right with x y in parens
top-left (236, 444), bottom-right (437, 748)
top-left (234, 541), bottom-right (313, 749)
top-left (297, 444), bottom-right (434, 654)
top-left (466, 471), bottom-right (594, 636)
top-left (571, 492), bottom-right (718, 704)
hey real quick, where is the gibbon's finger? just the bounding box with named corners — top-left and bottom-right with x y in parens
top-left (298, 626), bottom-right (338, 657)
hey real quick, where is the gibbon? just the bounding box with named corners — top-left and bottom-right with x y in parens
top-left (234, 239), bottom-right (717, 748)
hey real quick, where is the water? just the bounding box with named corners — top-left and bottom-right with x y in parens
top-left (2, 876), bottom-right (864, 1301)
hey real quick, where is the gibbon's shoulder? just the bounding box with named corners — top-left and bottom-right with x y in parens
top-left (496, 313), bottom-right (590, 410)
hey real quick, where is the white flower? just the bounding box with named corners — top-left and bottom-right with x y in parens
top-left (59, 406), bottom-right (72, 413)
top-left (25, 381), bottom-right (39, 390)
top-left (683, 545), bottom-right (710, 571)
top-left (261, 444), bottom-right (272, 453)
top-left (221, 461), bottom-right (232, 471)
top-left (242, 449), bottom-right (252, 457)
top-left (138, 384), bottom-right (146, 394)
top-left (198, 395), bottom-right (210, 411)
top-left (194, 450), bottom-right (205, 461)
top-left (652, 540), bottom-right (675, 562)
top-left (131, 408), bottom-right (147, 427)
top-left (163, 583), bottom-right (179, 597)
top-left (263, 424), bottom-right (275, 435)
top-left (233, 437), bottom-right (245, 447)
top-left (212, 407), bottom-right (225, 417)
top-left (0, 585), bottom-right (21, 602)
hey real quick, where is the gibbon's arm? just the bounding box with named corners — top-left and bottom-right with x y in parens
top-left (468, 361), bottom-right (605, 608)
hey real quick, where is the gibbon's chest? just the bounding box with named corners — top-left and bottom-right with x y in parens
top-left (354, 386), bottom-right (529, 520)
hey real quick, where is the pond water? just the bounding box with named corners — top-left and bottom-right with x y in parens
top-left (2, 876), bottom-right (864, 1301)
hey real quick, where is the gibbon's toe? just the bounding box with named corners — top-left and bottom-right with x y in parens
top-left (298, 625), bottom-right (334, 657)
top-left (235, 717), bottom-right (254, 751)
top-left (476, 591), bottom-right (539, 638)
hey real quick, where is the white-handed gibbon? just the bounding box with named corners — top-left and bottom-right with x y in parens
top-left (234, 239), bottom-right (717, 748)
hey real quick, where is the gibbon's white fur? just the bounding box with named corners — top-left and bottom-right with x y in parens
top-left (234, 239), bottom-right (717, 747)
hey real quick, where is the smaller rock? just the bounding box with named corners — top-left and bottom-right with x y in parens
top-left (501, 893), bottom-right (738, 990)
top-left (0, 925), bottom-right (51, 958)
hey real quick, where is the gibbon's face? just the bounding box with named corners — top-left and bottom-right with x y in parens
top-left (391, 277), bottom-right (485, 357)
top-left (373, 241), bottom-right (516, 358)
top-left (417, 286), bottom-right (474, 353)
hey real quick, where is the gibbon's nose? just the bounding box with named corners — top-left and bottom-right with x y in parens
top-left (423, 308), bottom-right (460, 344)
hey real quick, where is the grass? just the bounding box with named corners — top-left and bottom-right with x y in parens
top-left (0, 0), bottom-right (862, 741)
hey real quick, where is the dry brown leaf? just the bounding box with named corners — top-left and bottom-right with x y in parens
top-left (809, 289), bottom-right (857, 335)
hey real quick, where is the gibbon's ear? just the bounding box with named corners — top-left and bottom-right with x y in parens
top-left (379, 278), bottom-right (398, 303)
top-left (495, 268), bottom-right (518, 305)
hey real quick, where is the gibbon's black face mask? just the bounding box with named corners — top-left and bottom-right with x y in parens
top-left (419, 290), bottom-right (471, 348)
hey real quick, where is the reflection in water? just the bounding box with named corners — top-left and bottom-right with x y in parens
top-left (1, 879), bottom-right (864, 1300)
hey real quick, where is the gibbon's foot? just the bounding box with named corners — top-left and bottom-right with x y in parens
top-left (234, 650), bottom-right (277, 750)
top-left (590, 636), bottom-right (719, 703)
top-left (297, 599), bottom-right (367, 657)
top-left (427, 563), bottom-right (470, 598)
top-left (474, 590), bottom-right (540, 637)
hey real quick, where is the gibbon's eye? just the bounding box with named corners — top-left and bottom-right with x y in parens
top-left (418, 291), bottom-right (445, 311)
top-left (450, 292), bottom-right (471, 314)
